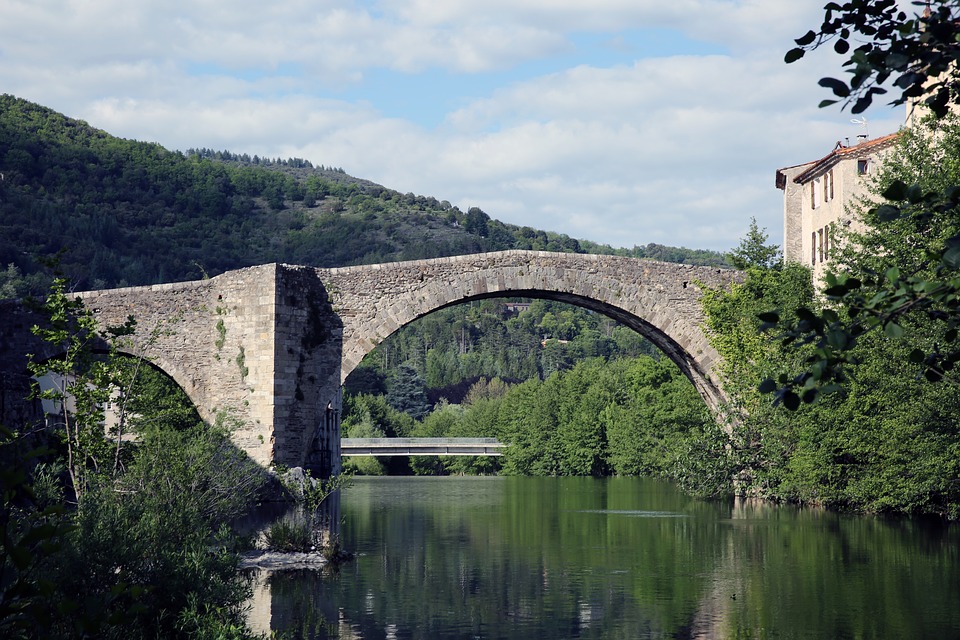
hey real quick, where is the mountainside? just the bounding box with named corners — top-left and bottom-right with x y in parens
top-left (0, 95), bottom-right (728, 293)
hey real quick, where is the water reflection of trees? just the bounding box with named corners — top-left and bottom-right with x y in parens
top-left (258, 477), bottom-right (960, 639)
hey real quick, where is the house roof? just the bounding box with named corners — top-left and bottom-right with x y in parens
top-left (775, 161), bottom-right (815, 190)
top-left (793, 132), bottom-right (901, 185)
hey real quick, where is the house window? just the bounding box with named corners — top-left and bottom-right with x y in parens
top-left (812, 232), bottom-right (817, 264)
top-left (824, 224), bottom-right (830, 261)
top-left (857, 159), bottom-right (869, 175)
top-left (812, 177), bottom-right (822, 209)
top-left (818, 228), bottom-right (824, 263)
top-left (828, 169), bottom-right (835, 200)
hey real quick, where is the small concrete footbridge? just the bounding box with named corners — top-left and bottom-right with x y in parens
top-left (341, 438), bottom-right (506, 457)
top-left (0, 250), bottom-right (740, 477)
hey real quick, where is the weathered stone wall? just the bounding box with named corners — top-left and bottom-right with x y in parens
top-left (75, 264), bottom-right (280, 466)
top-left (0, 251), bottom-right (741, 475)
top-left (779, 164), bottom-right (810, 264)
top-left (269, 265), bottom-right (343, 476)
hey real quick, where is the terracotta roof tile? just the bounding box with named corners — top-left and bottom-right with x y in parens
top-left (792, 132), bottom-right (900, 184)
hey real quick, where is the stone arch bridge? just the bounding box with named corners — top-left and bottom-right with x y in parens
top-left (0, 251), bottom-right (740, 477)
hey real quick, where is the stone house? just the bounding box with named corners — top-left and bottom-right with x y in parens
top-left (777, 1), bottom-right (955, 284)
top-left (776, 131), bottom-right (900, 283)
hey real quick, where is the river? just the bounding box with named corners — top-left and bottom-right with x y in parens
top-left (247, 476), bottom-right (960, 639)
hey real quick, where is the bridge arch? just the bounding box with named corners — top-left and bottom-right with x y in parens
top-left (0, 301), bottom-right (205, 432)
top-left (344, 289), bottom-right (722, 414)
top-left (324, 251), bottom-right (737, 417)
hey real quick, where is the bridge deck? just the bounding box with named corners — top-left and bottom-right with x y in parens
top-left (341, 437), bottom-right (505, 457)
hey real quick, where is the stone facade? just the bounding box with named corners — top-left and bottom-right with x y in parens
top-left (777, 133), bottom-right (899, 284)
top-left (0, 251), bottom-right (740, 476)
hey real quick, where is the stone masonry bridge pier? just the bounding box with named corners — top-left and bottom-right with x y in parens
top-left (0, 250), bottom-right (740, 477)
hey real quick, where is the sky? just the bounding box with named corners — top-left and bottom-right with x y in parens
top-left (0, 0), bottom-right (908, 253)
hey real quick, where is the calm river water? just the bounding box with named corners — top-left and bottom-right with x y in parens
top-left (248, 476), bottom-right (960, 639)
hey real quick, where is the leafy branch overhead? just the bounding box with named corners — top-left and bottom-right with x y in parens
top-left (759, 264), bottom-right (960, 410)
top-left (786, 0), bottom-right (960, 116)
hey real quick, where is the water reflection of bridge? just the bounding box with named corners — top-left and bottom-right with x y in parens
top-left (341, 437), bottom-right (505, 457)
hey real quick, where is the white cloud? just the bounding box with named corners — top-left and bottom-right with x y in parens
top-left (0, 0), bottom-right (909, 252)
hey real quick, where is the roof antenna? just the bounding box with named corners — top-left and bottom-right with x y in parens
top-left (851, 117), bottom-right (869, 142)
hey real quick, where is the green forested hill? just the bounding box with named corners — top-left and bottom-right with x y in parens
top-left (0, 94), bottom-right (727, 293)
top-left (0, 94), bottom-right (730, 493)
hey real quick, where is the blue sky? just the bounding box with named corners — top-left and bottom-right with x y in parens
top-left (0, 0), bottom-right (906, 252)
top-left (330, 29), bottom-right (728, 127)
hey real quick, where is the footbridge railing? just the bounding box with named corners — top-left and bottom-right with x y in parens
top-left (341, 438), bottom-right (506, 457)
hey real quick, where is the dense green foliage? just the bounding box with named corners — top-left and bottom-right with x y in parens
top-left (0, 425), bottom-right (73, 638)
top-left (0, 94), bottom-right (727, 296)
top-left (344, 353), bottom-right (726, 497)
top-left (701, 209), bottom-right (960, 519)
top-left (45, 420), bottom-right (264, 638)
top-left (496, 358), bottom-right (721, 488)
